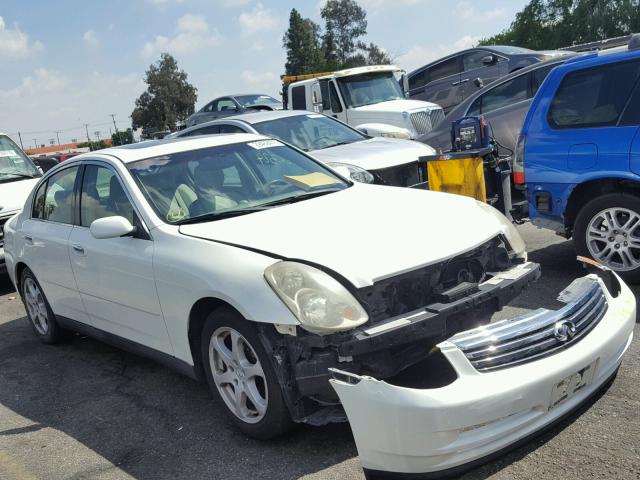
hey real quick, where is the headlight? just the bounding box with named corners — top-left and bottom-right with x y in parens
top-left (326, 162), bottom-right (374, 184)
top-left (264, 261), bottom-right (369, 334)
top-left (475, 201), bottom-right (527, 259)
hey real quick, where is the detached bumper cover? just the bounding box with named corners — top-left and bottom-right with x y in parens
top-left (330, 273), bottom-right (635, 477)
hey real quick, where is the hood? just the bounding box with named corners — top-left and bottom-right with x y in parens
top-left (310, 138), bottom-right (435, 170)
top-left (179, 184), bottom-right (508, 288)
top-left (354, 99), bottom-right (440, 113)
top-left (0, 178), bottom-right (39, 216)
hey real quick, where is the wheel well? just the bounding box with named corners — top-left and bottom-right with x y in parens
top-left (565, 178), bottom-right (640, 234)
top-left (14, 262), bottom-right (27, 292)
top-left (188, 297), bottom-right (240, 380)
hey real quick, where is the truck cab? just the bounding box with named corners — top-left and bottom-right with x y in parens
top-left (282, 65), bottom-right (445, 140)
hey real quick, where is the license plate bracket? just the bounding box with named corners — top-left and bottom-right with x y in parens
top-left (549, 359), bottom-right (598, 410)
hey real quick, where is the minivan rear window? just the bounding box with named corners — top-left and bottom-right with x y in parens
top-left (548, 60), bottom-right (640, 129)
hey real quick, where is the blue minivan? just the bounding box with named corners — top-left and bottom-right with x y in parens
top-left (515, 42), bottom-right (640, 281)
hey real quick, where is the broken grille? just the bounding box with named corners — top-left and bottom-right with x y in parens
top-left (449, 278), bottom-right (607, 372)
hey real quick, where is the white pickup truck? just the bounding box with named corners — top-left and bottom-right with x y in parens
top-left (282, 65), bottom-right (445, 140)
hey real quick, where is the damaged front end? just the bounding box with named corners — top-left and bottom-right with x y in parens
top-left (328, 266), bottom-right (635, 479)
top-left (259, 235), bottom-right (541, 425)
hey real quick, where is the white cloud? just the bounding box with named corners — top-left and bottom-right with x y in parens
top-left (221, 0), bottom-right (251, 6)
top-left (238, 3), bottom-right (278, 37)
top-left (83, 30), bottom-right (99, 48)
top-left (396, 34), bottom-right (481, 72)
top-left (142, 13), bottom-right (223, 59)
top-left (0, 16), bottom-right (43, 58)
top-left (454, 1), bottom-right (506, 21)
top-left (240, 70), bottom-right (281, 95)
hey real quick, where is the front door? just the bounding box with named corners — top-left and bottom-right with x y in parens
top-left (422, 55), bottom-right (463, 113)
top-left (68, 163), bottom-right (172, 353)
top-left (460, 50), bottom-right (508, 101)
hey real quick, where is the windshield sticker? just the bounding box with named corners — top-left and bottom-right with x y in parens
top-left (248, 139), bottom-right (282, 150)
top-left (306, 114), bottom-right (324, 118)
top-left (283, 172), bottom-right (342, 190)
top-left (0, 150), bottom-right (18, 158)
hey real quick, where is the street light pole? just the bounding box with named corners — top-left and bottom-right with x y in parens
top-left (84, 124), bottom-right (91, 143)
top-left (110, 113), bottom-right (119, 133)
top-left (54, 130), bottom-right (61, 145)
top-left (33, 138), bottom-right (38, 149)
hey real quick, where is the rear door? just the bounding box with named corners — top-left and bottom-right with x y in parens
top-left (421, 55), bottom-right (463, 112)
top-left (21, 165), bottom-right (90, 324)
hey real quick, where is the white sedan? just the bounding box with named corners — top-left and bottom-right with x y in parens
top-left (3, 134), bottom-right (635, 478)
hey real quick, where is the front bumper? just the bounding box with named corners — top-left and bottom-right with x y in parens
top-left (330, 272), bottom-right (636, 478)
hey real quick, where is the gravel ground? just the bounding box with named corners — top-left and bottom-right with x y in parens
top-left (0, 223), bottom-right (638, 480)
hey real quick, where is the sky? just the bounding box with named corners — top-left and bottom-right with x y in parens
top-left (0, 0), bottom-right (528, 148)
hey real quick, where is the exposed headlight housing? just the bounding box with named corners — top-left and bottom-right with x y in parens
top-left (476, 201), bottom-right (527, 260)
top-left (326, 162), bottom-right (375, 184)
top-left (264, 261), bottom-right (369, 334)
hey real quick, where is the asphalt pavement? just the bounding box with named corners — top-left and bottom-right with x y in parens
top-left (0, 224), bottom-right (638, 480)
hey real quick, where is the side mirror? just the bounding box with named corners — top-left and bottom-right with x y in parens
top-left (474, 77), bottom-right (484, 88)
top-left (482, 54), bottom-right (497, 65)
top-left (90, 216), bottom-right (136, 239)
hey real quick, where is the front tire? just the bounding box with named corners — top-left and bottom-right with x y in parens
top-left (201, 307), bottom-right (293, 439)
top-left (574, 193), bottom-right (640, 283)
top-left (20, 268), bottom-right (67, 344)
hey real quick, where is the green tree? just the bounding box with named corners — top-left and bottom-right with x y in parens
top-left (282, 9), bottom-right (324, 75)
top-left (111, 128), bottom-right (134, 146)
top-left (480, 0), bottom-right (640, 50)
top-left (321, 0), bottom-right (367, 66)
top-left (131, 53), bottom-right (197, 133)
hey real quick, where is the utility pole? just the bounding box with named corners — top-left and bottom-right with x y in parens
top-left (84, 124), bottom-right (91, 143)
top-left (110, 113), bottom-right (119, 133)
top-left (54, 130), bottom-right (61, 145)
top-left (94, 131), bottom-right (101, 142)
top-left (33, 138), bottom-right (38, 149)
top-left (17, 132), bottom-right (24, 150)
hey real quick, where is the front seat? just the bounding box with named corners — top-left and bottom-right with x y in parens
top-left (108, 176), bottom-right (134, 222)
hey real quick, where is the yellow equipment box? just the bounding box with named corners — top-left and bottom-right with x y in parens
top-left (422, 149), bottom-right (491, 203)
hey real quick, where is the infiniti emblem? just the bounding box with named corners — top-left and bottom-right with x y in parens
top-left (554, 320), bottom-right (577, 342)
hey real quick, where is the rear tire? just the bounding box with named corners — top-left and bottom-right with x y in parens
top-left (20, 268), bottom-right (67, 344)
top-left (574, 193), bottom-right (640, 283)
top-left (201, 306), bottom-right (293, 439)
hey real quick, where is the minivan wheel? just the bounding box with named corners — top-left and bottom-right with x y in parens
top-left (201, 307), bottom-right (293, 439)
top-left (574, 193), bottom-right (640, 283)
top-left (20, 268), bottom-right (67, 343)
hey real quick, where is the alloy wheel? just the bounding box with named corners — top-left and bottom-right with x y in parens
top-left (23, 277), bottom-right (49, 335)
top-left (586, 207), bottom-right (640, 271)
top-left (209, 326), bottom-right (268, 424)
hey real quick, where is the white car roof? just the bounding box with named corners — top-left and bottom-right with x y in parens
top-left (80, 133), bottom-right (269, 164)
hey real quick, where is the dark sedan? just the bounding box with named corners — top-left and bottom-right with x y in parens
top-left (186, 94), bottom-right (282, 127)
top-left (418, 56), bottom-right (576, 155)
top-left (408, 46), bottom-right (571, 113)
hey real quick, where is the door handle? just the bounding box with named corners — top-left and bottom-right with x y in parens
top-left (71, 244), bottom-right (85, 255)
top-left (24, 235), bottom-right (33, 243)
top-left (451, 78), bottom-right (470, 86)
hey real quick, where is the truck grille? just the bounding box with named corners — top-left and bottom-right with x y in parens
top-left (449, 277), bottom-right (607, 372)
top-left (371, 162), bottom-right (423, 188)
top-left (410, 108), bottom-right (445, 135)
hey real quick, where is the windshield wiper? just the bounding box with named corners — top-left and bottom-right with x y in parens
top-left (0, 172), bottom-right (39, 179)
top-left (316, 141), bottom-right (355, 150)
top-left (177, 206), bottom-right (271, 225)
top-left (258, 188), bottom-right (343, 207)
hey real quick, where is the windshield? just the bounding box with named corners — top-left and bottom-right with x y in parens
top-left (0, 135), bottom-right (40, 183)
top-left (235, 94), bottom-right (281, 107)
top-left (127, 139), bottom-right (349, 224)
top-left (337, 71), bottom-right (405, 108)
top-left (253, 114), bottom-right (365, 151)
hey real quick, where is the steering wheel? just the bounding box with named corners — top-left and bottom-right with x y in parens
top-left (311, 136), bottom-right (334, 149)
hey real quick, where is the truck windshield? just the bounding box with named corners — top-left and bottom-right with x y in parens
top-left (253, 114), bottom-right (365, 151)
top-left (0, 135), bottom-right (40, 183)
top-left (127, 140), bottom-right (349, 224)
top-left (337, 71), bottom-right (405, 108)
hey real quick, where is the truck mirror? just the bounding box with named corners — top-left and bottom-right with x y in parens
top-left (400, 73), bottom-right (409, 97)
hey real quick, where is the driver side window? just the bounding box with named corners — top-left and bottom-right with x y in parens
top-left (214, 98), bottom-right (237, 112)
top-left (80, 165), bottom-right (135, 226)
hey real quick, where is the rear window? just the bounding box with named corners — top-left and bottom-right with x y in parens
top-left (548, 60), bottom-right (640, 129)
